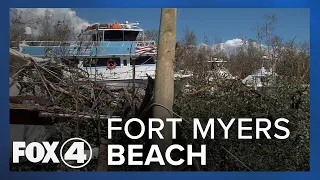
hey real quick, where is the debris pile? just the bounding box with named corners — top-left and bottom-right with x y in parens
top-left (9, 48), bottom-right (201, 171)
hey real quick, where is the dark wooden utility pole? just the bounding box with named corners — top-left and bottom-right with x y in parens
top-left (151, 8), bottom-right (177, 171)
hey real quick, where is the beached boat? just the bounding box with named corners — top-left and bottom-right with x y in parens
top-left (16, 21), bottom-right (161, 90)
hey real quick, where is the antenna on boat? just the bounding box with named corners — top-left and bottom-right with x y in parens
top-left (143, 30), bottom-right (145, 42)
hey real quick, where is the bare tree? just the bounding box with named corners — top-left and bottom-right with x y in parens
top-left (180, 26), bottom-right (197, 46)
top-left (37, 9), bottom-right (54, 41)
top-left (276, 39), bottom-right (310, 83)
top-left (175, 26), bottom-right (197, 71)
top-left (10, 8), bottom-right (76, 42)
top-left (136, 29), bottom-right (159, 43)
top-left (9, 8), bottom-right (37, 44)
top-left (212, 36), bottom-right (227, 60)
top-left (52, 20), bottom-right (74, 41)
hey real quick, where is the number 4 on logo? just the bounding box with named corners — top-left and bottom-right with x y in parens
top-left (64, 142), bottom-right (87, 163)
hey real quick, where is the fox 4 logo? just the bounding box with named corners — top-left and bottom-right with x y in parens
top-left (12, 138), bottom-right (92, 168)
top-left (12, 141), bottom-right (60, 163)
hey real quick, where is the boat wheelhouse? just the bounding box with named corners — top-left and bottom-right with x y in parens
top-left (17, 21), bottom-right (158, 89)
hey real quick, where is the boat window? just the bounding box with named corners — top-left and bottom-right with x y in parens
top-left (104, 31), bottom-right (123, 41)
top-left (103, 30), bottom-right (140, 41)
top-left (124, 31), bottom-right (140, 41)
top-left (123, 59), bottom-right (127, 66)
top-left (98, 31), bottom-right (103, 41)
top-left (83, 58), bottom-right (121, 67)
top-left (92, 34), bottom-right (97, 41)
top-left (133, 56), bottom-right (155, 65)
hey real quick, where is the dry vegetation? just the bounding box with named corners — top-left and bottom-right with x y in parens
top-left (10, 9), bottom-right (309, 171)
top-left (172, 15), bottom-right (309, 171)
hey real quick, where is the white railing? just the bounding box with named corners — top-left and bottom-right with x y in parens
top-left (11, 40), bottom-right (156, 47)
top-left (136, 41), bottom-right (156, 47)
top-left (12, 41), bottom-right (94, 47)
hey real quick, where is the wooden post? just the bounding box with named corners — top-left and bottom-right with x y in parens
top-left (151, 8), bottom-right (177, 171)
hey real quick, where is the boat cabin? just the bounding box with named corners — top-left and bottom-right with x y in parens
top-left (75, 21), bottom-right (157, 81)
top-left (80, 21), bottom-right (145, 42)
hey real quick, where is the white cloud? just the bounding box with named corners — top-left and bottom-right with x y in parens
top-left (211, 38), bottom-right (268, 56)
top-left (10, 8), bottom-right (90, 37)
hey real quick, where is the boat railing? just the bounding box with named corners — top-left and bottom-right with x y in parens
top-left (136, 41), bottom-right (156, 47)
top-left (12, 41), bottom-right (94, 47)
top-left (12, 40), bottom-right (157, 47)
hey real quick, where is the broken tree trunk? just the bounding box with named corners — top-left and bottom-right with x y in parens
top-left (151, 8), bottom-right (177, 171)
top-left (97, 137), bottom-right (108, 171)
